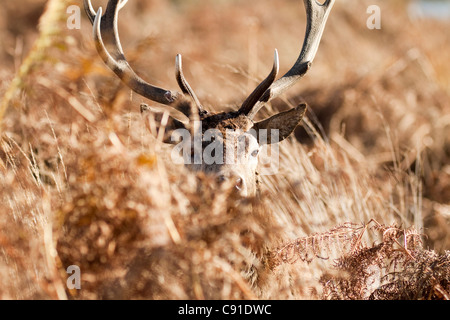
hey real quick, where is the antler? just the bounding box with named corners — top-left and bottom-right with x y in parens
top-left (175, 54), bottom-right (205, 114)
top-left (84, 0), bottom-right (202, 115)
top-left (85, 0), bottom-right (334, 123)
top-left (239, 0), bottom-right (335, 119)
top-left (239, 50), bottom-right (279, 116)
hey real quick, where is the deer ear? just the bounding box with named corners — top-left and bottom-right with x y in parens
top-left (253, 103), bottom-right (307, 145)
top-left (141, 104), bottom-right (188, 144)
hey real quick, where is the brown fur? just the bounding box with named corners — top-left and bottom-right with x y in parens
top-left (200, 112), bottom-right (254, 134)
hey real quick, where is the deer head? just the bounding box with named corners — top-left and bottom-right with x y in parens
top-left (84, 0), bottom-right (335, 196)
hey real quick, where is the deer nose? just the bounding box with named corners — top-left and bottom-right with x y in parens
top-left (235, 177), bottom-right (244, 191)
top-left (217, 175), bottom-right (246, 193)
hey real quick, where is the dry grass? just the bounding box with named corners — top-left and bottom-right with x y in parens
top-left (0, 0), bottom-right (449, 299)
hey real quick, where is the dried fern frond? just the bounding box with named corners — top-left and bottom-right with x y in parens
top-left (319, 220), bottom-right (449, 300)
top-left (269, 222), bottom-right (365, 268)
top-left (370, 250), bottom-right (450, 300)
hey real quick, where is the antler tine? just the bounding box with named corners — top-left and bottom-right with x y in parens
top-left (238, 49), bottom-right (279, 117)
top-left (246, 0), bottom-right (335, 120)
top-left (87, 0), bottom-right (180, 106)
top-left (84, 0), bottom-right (96, 24)
top-left (175, 54), bottom-right (205, 114)
top-left (84, 0), bottom-right (127, 26)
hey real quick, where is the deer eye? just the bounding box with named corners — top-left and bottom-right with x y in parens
top-left (251, 149), bottom-right (259, 157)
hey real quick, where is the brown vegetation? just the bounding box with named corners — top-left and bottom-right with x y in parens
top-left (0, 0), bottom-right (449, 299)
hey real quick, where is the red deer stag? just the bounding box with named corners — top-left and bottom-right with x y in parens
top-left (84, 0), bottom-right (335, 196)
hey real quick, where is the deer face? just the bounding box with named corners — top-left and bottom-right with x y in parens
top-left (193, 127), bottom-right (261, 197)
top-left (148, 105), bottom-right (307, 196)
top-left (84, 0), bottom-right (334, 196)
